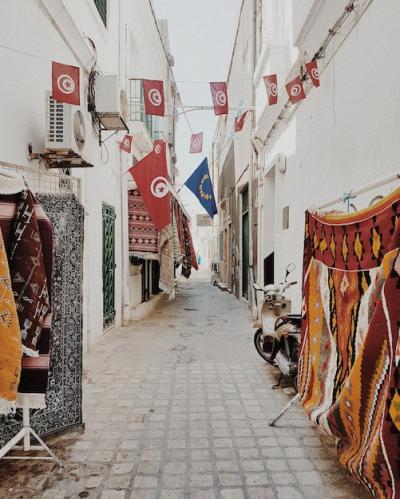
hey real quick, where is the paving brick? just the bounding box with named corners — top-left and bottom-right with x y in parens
top-left (247, 488), bottom-right (276, 499)
top-left (220, 489), bottom-right (245, 499)
top-left (100, 491), bottom-right (127, 499)
top-left (111, 463), bottom-right (135, 474)
top-left (218, 473), bottom-right (243, 486)
top-left (244, 473), bottom-right (269, 486)
top-left (163, 475), bottom-right (187, 488)
top-left (164, 462), bottom-right (187, 475)
top-left (295, 471), bottom-right (323, 486)
top-left (133, 475), bottom-right (158, 488)
top-left (276, 487), bottom-right (305, 499)
top-left (190, 473), bottom-right (214, 487)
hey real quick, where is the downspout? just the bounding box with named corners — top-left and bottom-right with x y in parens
top-left (248, 0), bottom-right (257, 305)
top-left (121, 11), bottom-right (131, 326)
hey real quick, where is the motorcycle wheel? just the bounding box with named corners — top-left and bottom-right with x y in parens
top-left (254, 329), bottom-right (274, 364)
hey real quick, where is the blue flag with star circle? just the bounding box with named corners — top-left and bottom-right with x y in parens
top-left (185, 158), bottom-right (217, 218)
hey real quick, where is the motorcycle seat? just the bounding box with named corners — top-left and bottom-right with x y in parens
top-left (285, 314), bottom-right (302, 320)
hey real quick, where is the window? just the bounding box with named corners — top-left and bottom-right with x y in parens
top-left (94, 0), bottom-right (107, 26)
top-left (129, 79), bottom-right (153, 136)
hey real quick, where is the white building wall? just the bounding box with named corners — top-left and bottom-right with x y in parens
top-left (255, 0), bottom-right (400, 311)
top-left (213, 0), bottom-right (255, 297)
top-left (0, 0), bottom-right (176, 351)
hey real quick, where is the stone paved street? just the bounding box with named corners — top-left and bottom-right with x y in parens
top-left (0, 274), bottom-right (367, 498)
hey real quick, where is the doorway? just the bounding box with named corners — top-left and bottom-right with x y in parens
top-left (241, 186), bottom-right (249, 299)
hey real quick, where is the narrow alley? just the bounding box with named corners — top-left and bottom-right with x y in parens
top-left (0, 274), bottom-right (365, 499)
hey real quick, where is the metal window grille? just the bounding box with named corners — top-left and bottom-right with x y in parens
top-left (94, 0), bottom-right (107, 26)
top-left (129, 79), bottom-right (153, 136)
top-left (0, 162), bottom-right (81, 199)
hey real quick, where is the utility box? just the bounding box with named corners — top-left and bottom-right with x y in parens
top-left (95, 75), bottom-right (128, 131)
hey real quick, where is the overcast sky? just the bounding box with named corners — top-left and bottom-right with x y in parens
top-left (152, 0), bottom-right (242, 215)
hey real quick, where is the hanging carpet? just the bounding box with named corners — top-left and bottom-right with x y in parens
top-left (0, 193), bottom-right (84, 446)
top-left (0, 191), bottom-right (53, 409)
top-left (299, 189), bottom-right (400, 499)
top-left (0, 227), bottom-right (22, 415)
top-left (128, 189), bottom-right (158, 259)
top-left (174, 204), bottom-right (198, 278)
top-left (159, 224), bottom-right (174, 293)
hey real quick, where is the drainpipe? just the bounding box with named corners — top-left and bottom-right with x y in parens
top-left (248, 0), bottom-right (257, 305)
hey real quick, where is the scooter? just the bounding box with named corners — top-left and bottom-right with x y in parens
top-left (253, 264), bottom-right (302, 389)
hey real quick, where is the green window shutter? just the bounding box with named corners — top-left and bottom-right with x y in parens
top-left (94, 0), bottom-right (107, 26)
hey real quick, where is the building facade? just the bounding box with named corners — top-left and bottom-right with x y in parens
top-left (213, 0), bottom-right (400, 314)
top-left (0, 0), bottom-right (178, 352)
top-left (212, 0), bottom-right (257, 300)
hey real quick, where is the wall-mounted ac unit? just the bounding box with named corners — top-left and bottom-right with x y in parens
top-left (44, 93), bottom-right (93, 168)
top-left (95, 75), bottom-right (129, 131)
top-left (46, 92), bottom-right (86, 153)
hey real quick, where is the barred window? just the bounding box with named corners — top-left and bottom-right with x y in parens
top-left (94, 0), bottom-right (107, 26)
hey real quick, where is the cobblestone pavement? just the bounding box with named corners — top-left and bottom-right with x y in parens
top-left (0, 273), bottom-right (368, 498)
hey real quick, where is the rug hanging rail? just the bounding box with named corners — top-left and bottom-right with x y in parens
top-left (317, 171), bottom-right (400, 210)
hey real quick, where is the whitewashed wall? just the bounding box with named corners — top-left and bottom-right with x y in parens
top-left (0, 0), bottom-right (175, 351)
top-left (255, 0), bottom-right (400, 311)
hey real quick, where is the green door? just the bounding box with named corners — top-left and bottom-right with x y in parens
top-left (102, 203), bottom-right (116, 329)
top-left (242, 186), bottom-right (249, 299)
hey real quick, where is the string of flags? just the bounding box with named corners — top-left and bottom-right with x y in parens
top-left (50, 58), bottom-right (320, 156)
top-left (49, 57), bottom-right (319, 223)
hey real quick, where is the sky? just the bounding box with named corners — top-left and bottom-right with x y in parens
top-left (152, 0), bottom-right (242, 217)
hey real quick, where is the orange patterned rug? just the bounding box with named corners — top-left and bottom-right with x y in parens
top-left (299, 189), bottom-right (400, 498)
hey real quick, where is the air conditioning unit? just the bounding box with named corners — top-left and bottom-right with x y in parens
top-left (95, 75), bottom-right (129, 131)
top-left (44, 93), bottom-right (93, 168)
top-left (46, 93), bottom-right (86, 153)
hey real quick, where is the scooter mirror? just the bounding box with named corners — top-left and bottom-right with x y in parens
top-left (285, 263), bottom-right (296, 281)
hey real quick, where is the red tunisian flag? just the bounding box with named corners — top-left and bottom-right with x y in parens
top-left (235, 111), bottom-right (248, 132)
top-left (263, 74), bottom-right (278, 105)
top-left (143, 79), bottom-right (165, 116)
top-left (120, 134), bottom-right (133, 153)
top-left (210, 82), bottom-right (228, 115)
top-left (129, 140), bottom-right (170, 230)
top-left (52, 61), bottom-right (80, 105)
top-left (286, 76), bottom-right (306, 104)
top-left (190, 132), bottom-right (203, 154)
top-left (306, 61), bottom-right (320, 87)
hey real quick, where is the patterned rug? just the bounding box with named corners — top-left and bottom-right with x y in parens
top-left (128, 189), bottom-right (158, 259)
top-left (159, 225), bottom-right (174, 293)
top-left (299, 189), bottom-right (400, 498)
top-left (0, 194), bottom-right (84, 446)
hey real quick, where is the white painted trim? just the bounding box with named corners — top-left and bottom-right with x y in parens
top-left (38, 0), bottom-right (96, 72)
top-left (294, 0), bottom-right (325, 47)
top-left (87, 0), bottom-right (109, 39)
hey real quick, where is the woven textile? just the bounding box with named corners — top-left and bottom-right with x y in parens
top-left (299, 189), bottom-right (400, 498)
top-left (0, 192), bottom-right (53, 408)
top-left (128, 189), bottom-right (158, 259)
top-left (10, 190), bottom-right (50, 356)
top-left (0, 227), bottom-right (22, 414)
top-left (174, 204), bottom-right (198, 278)
top-left (159, 225), bottom-right (174, 293)
top-left (0, 193), bottom-right (84, 446)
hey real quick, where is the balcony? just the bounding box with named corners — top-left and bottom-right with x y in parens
top-left (128, 79), bottom-right (154, 156)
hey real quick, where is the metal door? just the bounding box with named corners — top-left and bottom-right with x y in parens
top-left (102, 203), bottom-right (116, 329)
top-left (242, 186), bottom-right (249, 299)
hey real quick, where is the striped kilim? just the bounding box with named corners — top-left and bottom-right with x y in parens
top-left (299, 189), bottom-right (400, 498)
top-left (128, 189), bottom-right (158, 256)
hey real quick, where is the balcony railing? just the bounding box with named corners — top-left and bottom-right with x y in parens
top-left (129, 79), bottom-right (153, 137)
